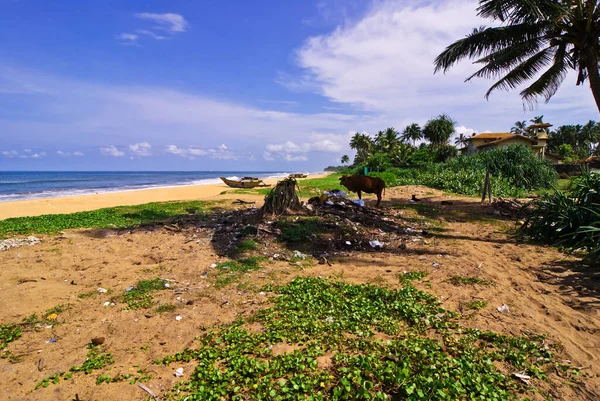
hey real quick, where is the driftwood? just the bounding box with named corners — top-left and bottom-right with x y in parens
top-left (233, 199), bottom-right (255, 205)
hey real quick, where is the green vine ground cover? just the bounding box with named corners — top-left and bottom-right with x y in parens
top-left (157, 276), bottom-right (566, 401)
top-left (0, 200), bottom-right (212, 237)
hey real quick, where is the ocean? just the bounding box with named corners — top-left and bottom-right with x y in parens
top-left (0, 171), bottom-right (303, 202)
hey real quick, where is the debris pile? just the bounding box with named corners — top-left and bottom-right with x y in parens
top-left (491, 198), bottom-right (530, 218)
top-left (0, 236), bottom-right (41, 251)
top-left (261, 178), bottom-right (301, 217)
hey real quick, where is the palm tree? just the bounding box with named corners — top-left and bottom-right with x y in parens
top-left (511, 121), bottom-right (528, 136)
top-left (530, 116), bottom-right (544, 124)
top-left (434, 1), bottom-right (600, 112)
top-left (374, 130), bottom-right (386, 152)
top-left (401, 123), bottom-right (423, 145)
top-left (389, 143), bottom-right (413, 166)
top-left (350, 132), bottom-right (372, 164)
top-left (341, 155), bottom-right (350, 165)
top-left (454, 133), bottom-right (469, 148)
top-left (375, 127), bottom-right (401, 153)
top-left (423, 114), bottom-right (456, 146)
top-left (580, 120), bottom-right (600, 156)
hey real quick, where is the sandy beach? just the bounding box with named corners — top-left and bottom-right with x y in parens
top-left (0, 175), bottom-right (325, 220)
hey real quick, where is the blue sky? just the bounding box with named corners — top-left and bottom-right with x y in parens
top-left (1, 0), bottom-right (598, 171)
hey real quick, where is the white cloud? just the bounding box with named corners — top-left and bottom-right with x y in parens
top-left (285, 154), bottom-right (308, 162)
top-left (135, 12), bottom-right (188, 32)
top-left (129, 141), bottom-right (152, 157)
top-left (31, 152), bottom-right (45, 159)
top-left (165, 145), bottom-right (189, 157)
top-left (100, 145), bottom-right (125, 157)
top-left (136, 29), bottom-right (168, 40)
top-left (117, 33), bottom-right (139, 46)
top-left (265, 132), bottom-right (350, 161)
top-left (288, 0), bottom-right (597, 126)
top-left (57, 150), bottom-right (85, 157)
top-left (263, 151), bottom-right (274, 161)
top-left (165, 144), bottom-right (237, 160)
top-left (1, 150), bottom-right (18, 158)
top-left (23, 148), bottom-right (31, 153)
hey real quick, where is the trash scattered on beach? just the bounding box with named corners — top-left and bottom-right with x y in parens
top-left (293, 250), bottom-right (307, 259)
top-left (432, 262), bottom-right (441, 267)
top-left (174, 367), bottom-right (184, 377)
top-left (0, 236), bottom-right (41, 251)
top-left (137, 383), bottom-right (158, 398)
top-left (46, 313), bottom-right (58, 321)
top-left (512, 372), bottom-right (531, 385)
top-left (369, 240), bottom-right (384, 249)
top-left (497, 304), bottom-right (511, 313)
top-left (125, 286), bottom-right (134, 292)
top-left (175, 315), bottom-right (182, 321)
top-left (97, 288), bottom-right (108, 294)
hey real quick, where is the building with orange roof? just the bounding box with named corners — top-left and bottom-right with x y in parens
top-left (463, 124), bottom-right (563, 164)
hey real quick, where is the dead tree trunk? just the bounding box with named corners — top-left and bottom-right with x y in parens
top-left (261, 178), bottom-right (301, 217)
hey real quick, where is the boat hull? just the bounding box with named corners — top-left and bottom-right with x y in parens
top-left (220, 177), bottom-right (268, 188)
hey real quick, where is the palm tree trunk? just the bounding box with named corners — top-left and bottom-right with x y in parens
top-left (585, 51), bottom-right (600, 114)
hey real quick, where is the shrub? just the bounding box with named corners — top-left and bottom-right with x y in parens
top-left (368, 171), bottom-right (400, 187)
top-left (521, 172), bottom-right (600, 264)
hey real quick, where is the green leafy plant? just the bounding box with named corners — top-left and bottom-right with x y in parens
top-left (447, 276), bottom-right (494, 286)
top-left (121, 278), bottom-right (168, 310)
top-left (156, 277), bottom-right (564, 400)
top-left (467, 300), bottom-right (488, 310)
top-left (398, 271), bottom-right (428, 285)
top-left (0, 324), bottom-right (22, 349)
top-left (70, 344), bottom-right (114, 374)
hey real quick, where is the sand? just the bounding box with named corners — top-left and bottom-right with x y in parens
top-left (1, 186), bottom-right (599, 400)
top-left (0, 175), bottom-right (324, 220)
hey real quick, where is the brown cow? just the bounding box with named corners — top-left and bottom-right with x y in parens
top-left (339, 175), bottom-right (386, 206)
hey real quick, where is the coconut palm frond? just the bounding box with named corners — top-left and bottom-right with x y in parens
top-left (483, 47), bottom-right (555, 99)
top-left (477, 0), bottom-right (566, 23)
top-left (467, 33), bottom-right (548, 80)
top-left (435, 23), bottom-right (548, 74)
top-left (520, 43), bottom-right (569, 107)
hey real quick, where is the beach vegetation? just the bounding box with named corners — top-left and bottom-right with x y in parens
top-left (0, 200), bottom-right (212, 237)
top-left (156, 276), bottom-right (567, 400)
top-left (447, 276), bottom-right (494, 287)
top-left (275, 217), bottom-right (331, 243)
top-left (467, 300), bottom-right (488, 310)
top-left (521, 171), bottom-right (600, 264)
top-left (155, 303), bottom-right (178, 314)
top-left (121, 278), bottom-right (168, 310)
top-left (231, 238), bottom-right (259, 256)
top-left (434, 0), bottom-right (600, 113)
top-left (0, 324), bottom-right (22, 349)
top-left (214, 256), bottom-right (266, 289)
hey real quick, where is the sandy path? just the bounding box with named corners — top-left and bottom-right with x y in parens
top-left (0, 175), bottom-right (324, 220)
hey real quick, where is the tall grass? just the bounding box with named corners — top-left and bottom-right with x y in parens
top-left (521, 172), bottom-right (600, 264)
